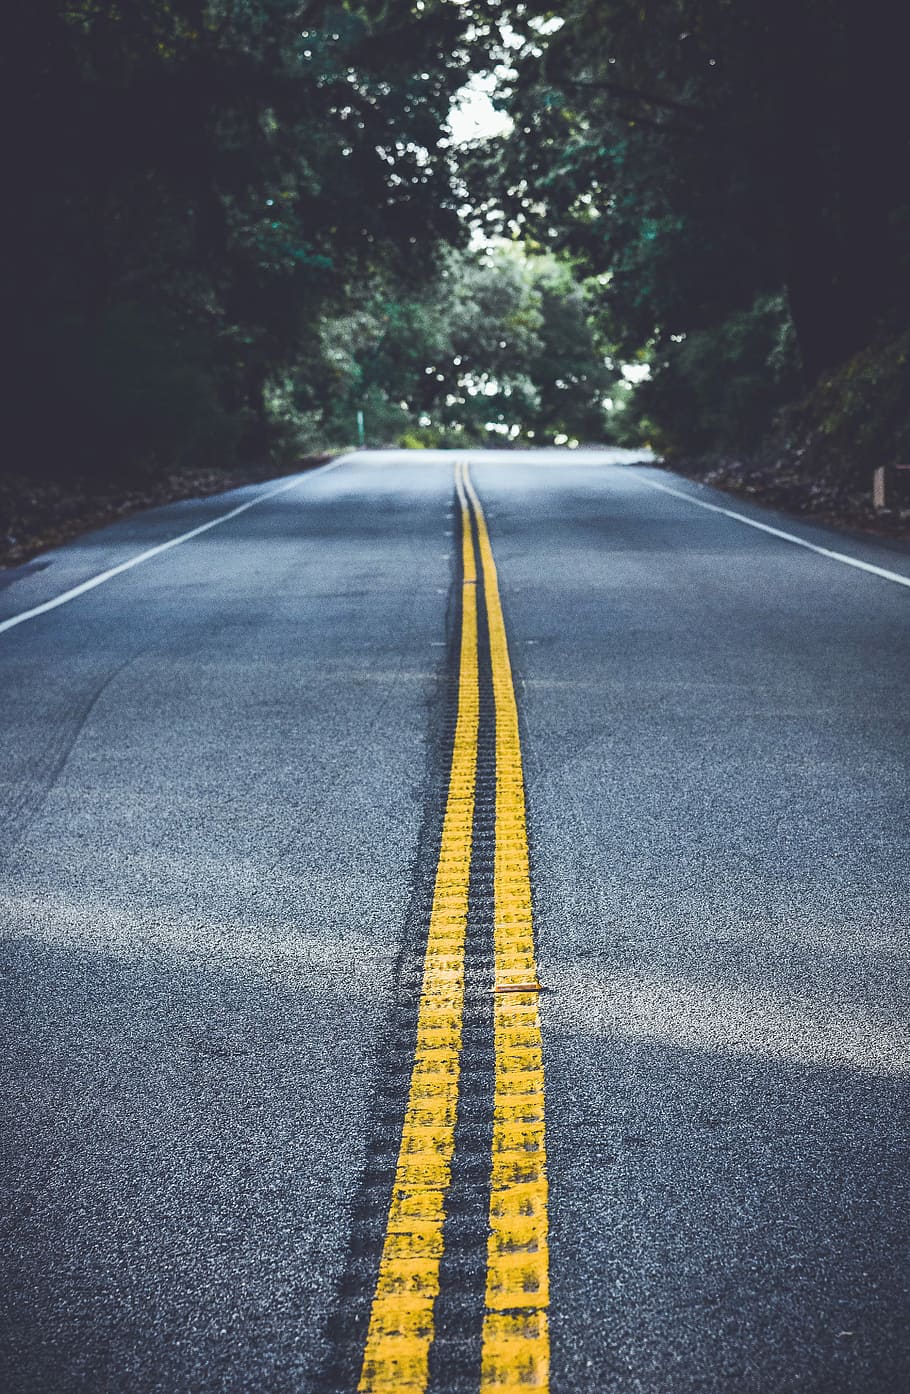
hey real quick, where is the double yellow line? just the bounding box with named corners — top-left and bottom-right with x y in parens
top-left (358, 462), bottom-right (549, 1394)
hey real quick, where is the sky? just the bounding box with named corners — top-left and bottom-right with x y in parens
top-left (447, 74), bottom-right (513, 145)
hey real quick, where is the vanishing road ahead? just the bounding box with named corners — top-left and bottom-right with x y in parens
top-left (2, 448), bottom-right (909, 1394)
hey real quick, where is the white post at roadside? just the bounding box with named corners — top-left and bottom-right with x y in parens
top-left (873, 465), bottom-right (886, 510)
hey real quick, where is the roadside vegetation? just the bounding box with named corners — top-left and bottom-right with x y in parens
top-left (2, 0), bottom-right (909, 562)
top-left (471, 0), bottom-right (910, 531)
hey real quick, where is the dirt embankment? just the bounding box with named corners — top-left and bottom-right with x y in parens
top-left (0, 455), bottom-right (336, 569)
top-left (658, 455), bottom-right (910, 544)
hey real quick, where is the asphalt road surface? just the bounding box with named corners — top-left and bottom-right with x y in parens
top-left (1, 448), bottom-right (908, 1394)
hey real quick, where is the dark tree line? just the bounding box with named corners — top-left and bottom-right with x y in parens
top-left (469, 0), bottom-right (910, 457)
top-left (3, 0), bottom-right (908, 479)
top-left (0, 0), bottom-right (494, 476)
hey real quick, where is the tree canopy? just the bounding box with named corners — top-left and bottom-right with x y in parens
top-left (468, 0), bottom-right (910, 455)
top-left (318, 245), bottom-right (613, 447)
top-left (1, 0), bottom-right (497, 472)
top-left (2, 0), bottom-right (908, 480)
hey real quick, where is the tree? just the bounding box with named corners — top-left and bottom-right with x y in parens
top-left (316, 244), bottom-right (613, 445)
top-left (468, 0), bottom-right (910, 396)
top-left (0, 0), bottom-right (492, 477)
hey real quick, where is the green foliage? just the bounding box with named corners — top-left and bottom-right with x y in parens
top-left (782, 331), bottom-right (910, 483)
top-left (467, 0), bottom-right (910, 457)
top-left (631, 295), bottom-right (803, 455)
top-left (38, 305), bottom-right (243, 475)
top-left (399, 424), bottom-right (482, 450)
top-left (1, 0), bottom-right (488, 479)
top-left (317, 245), bottom-right (614, 446)
top-left (16, 0), bottom-right (897, 474)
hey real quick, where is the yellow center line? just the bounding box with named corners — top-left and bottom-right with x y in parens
top-left (463, 464), bottom-right (550, 1394)
top-left (358, 461), bottom-right (479, 1394)
top-left (358, 460), bottom-right (548, 1393)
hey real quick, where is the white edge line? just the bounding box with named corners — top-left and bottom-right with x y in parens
top-left (632, 471), bottom-right (910, 590)
top-left (0, 456), bottom-right (347, 636)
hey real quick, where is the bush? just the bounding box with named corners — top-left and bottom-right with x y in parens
top-left (783, 330), bottom-right (910, 482)
top-left (14, 304), bottom-right (244, 481)
top-left (628, 294), bottom-right (804, 456)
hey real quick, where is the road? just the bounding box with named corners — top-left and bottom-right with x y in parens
top-left (1, 447), bottom-right (908, 1394)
